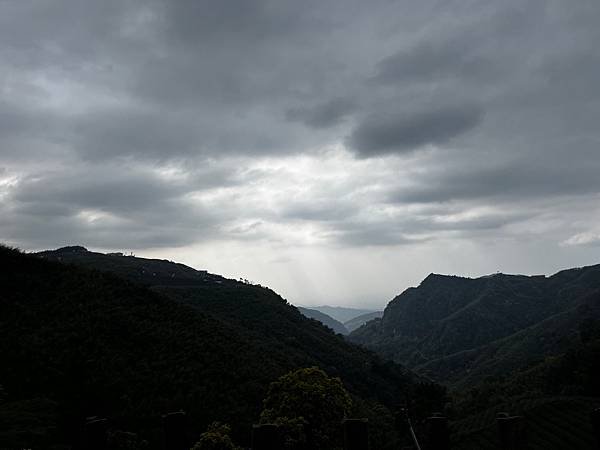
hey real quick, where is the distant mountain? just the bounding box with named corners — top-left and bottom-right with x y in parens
top-left (349, 266), bottom-right (600, 387)
top-left (308, 305), bottom-right (377, 323)
top-left (8, 245), bottom-right (442, 448)
top-left (297, 307), bottom-right (349, 335)
top-left (344, 311), bottom-right (383, 332)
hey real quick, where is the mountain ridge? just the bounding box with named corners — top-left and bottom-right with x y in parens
top-left (2, 244), bottom-right (445, 448)
top-left (297, 307), bottom-right (349, 335)
top-left (344, 311), bottom-right (383, 333)
top-left (349, 264), bottom-right (600, 386)
top-left (304, 305), bottom-right (377, 323)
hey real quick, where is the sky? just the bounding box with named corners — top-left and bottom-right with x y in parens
top-left (1, 0), bottom-right (599, 309)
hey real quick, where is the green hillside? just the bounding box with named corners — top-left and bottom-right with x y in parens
top-left (349, 267), bottom-right (600, 386)
top-left (0, 245), bottom-right (440, 449)
top-left (36, 246), bottom-right (418, 406)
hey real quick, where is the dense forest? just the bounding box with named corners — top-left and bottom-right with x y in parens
top-left (349, 268), bottom-right (600, 448)
top-left (0, 246), bottom-right (443, 449)
top-left (449, 316), bottom-right (600, 448)
top-left (349, 268), bottom-right (600, 386)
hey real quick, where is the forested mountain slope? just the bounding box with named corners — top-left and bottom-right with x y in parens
top-left (450, 320), bottom-right (600, 449)
top-left (349, 266), bottom-right (600, 385)
top-left (0, 245), bottom-right (441, 448)
top-left (345, 311), bottom-right (383, 333)
top-left (36, 246), bottom-right (417, 404)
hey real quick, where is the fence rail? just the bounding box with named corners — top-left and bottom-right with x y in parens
top-left (82, 407), bottom-right (600, 450)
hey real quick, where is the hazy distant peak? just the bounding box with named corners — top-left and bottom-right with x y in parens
top-left (297, 307), bottom-right (349, 335)
top-left (344, 311), bottom-right (383, 332)
top-left (306, 305), bottom-right (377, 323)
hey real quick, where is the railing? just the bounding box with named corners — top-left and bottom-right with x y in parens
top-left (82, 407), bottom-right (600, 450)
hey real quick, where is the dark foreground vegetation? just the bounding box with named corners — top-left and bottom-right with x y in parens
top-left (0, 246), bottom-right (445, 449)
top-left (2, 245), bottom-right (599, 449)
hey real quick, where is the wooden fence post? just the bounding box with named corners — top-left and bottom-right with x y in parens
top-left (592, 408), bottom-right (600, 450)
top-left (343, 418), bottom-right (369, 450)
top-left (426, 413), bottom-right (450, 450)
top-left (162, 411), bottom-right (188, 450)
top-left (84, 417), bottom-right (108, 450)
top-left (496, 413), bottom-right (526, 450)
top-left (251, 423), bottom-right (281, 450)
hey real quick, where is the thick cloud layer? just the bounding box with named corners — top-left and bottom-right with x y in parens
top-left (347, 104), bottom-right (484, 156)
top-left (1, 0), bottom-right (599, 306)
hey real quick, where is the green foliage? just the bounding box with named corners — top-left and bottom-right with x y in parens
top-left (0, 397), bottom-right (59, 449)
top-left (260, 367), bottom-right (352, 450)
top-left (349, 397), bottom-right (401, 450)
top-left (451, 397), bottom-right (599, 450)
top-left (454, 330), bottom-right (600, 418)
top-left (579, 317), bottom-right (600, 343)
top-left (191, 422), bottom-right (240, 450)
top-left (107, 430), bottom-right (148, 450)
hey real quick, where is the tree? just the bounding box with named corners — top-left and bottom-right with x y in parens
top-left (107, 430), bottom-right (148, 450)
top-left (260, 367), bottom-right (352, 450)
top-left (191, 422), bottom-right (240, 450)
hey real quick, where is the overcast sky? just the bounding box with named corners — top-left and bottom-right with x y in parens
top-left (1, 0), bottom-right (600, 308)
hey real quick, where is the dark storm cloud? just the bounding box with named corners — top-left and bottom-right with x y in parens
top-left (0, 102), bottom-right (32, 136)
top-left (0, 163), bottom-right (248, 249)
top-left (0, 0), bottom-right (346, 162)
top-left (390, 158), bottom-right (600, 205)
top-left (1, 0), bottom-right (600, 253)
top-left (0, 100), bottom-right (59, 142)
top-left (285, 98), bottom-right (356, 129)
top-left (372, 40), bottom-right (496, 84)
top-left (324, 220), bottom-right (420, 247)
top-left (0, 210), bottom-right (203, 250)
top-left (14, 172), bottom-right (184, 213)
top-left (279, 201), bottom-right (355, 222)
top-left (319, 206), bottom-right (533, 247)
top-left (70, 108), bottom-right (200, 161)
top-left (162, 0), bottom-right (331, 43)
top-left (347, 104), bottom-right (484, 157)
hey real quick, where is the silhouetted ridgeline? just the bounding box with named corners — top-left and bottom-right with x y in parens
top-left (0, 245), bottom-right (443, 449)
